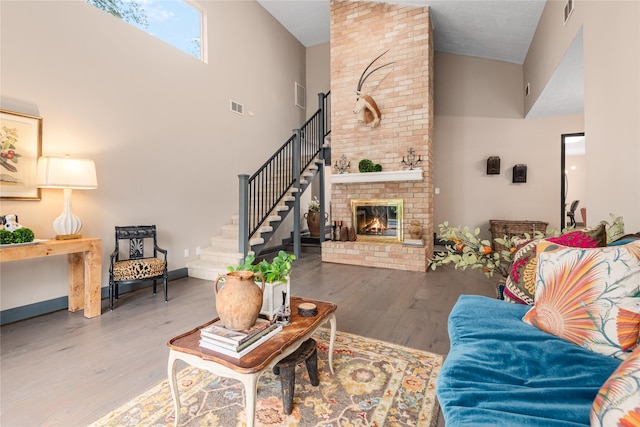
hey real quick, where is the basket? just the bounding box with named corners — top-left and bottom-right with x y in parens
top-left (489, 220), bottom-right (548, 253)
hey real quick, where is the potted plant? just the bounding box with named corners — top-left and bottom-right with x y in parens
top-left (228, 251), bottom-right (296, 320)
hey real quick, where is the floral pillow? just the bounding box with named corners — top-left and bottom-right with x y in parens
top-left (591, 345), bottom-right (640, 426)
top-left (503, 224), bottom-right (607, 305)
top-left (523, 240), bottom-right (640, 359)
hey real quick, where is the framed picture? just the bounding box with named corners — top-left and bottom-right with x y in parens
top-left (0, 110), bottom-right (42, 200)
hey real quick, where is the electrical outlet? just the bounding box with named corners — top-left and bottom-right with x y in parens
top-left (184, 249), bottom-right (189, 258)
top-left (195, 246), bottom-right (201, 255)
top-left (435, 187), bottom-right (440, 194)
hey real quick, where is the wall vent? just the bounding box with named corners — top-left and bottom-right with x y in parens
top-left (230, 100), bottom-right (244, 115)
top-left (525, 82), bottom-right (530, 98)
top-left (563, 0), bottom-right (574, 24)
top-left (295, 82), bottom-right (306, 110)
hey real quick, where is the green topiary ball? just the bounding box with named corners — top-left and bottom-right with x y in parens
top-left (0, 229), bottom-right (14, 244)
top-left (12, 228), bottom-right (35, 243)
top-left (358, 159), bottom-right (375, 172)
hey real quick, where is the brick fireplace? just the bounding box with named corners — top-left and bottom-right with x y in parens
top-left (321, 0), bottom-right (434, 272)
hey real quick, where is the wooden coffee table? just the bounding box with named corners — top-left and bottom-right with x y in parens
top-left (167, 297), bottom-right (337, 427)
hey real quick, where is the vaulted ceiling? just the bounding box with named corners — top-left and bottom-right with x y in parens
top-left (257, 0), bottom-right (584, 118)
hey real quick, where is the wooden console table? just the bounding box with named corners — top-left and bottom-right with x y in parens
top-left (0, 238), bottom-right (102, 318)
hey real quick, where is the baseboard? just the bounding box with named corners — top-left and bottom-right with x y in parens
top-left (0, 268), bottom-right (188, 326)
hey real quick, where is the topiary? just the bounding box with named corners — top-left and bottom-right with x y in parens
top-left (0, 229), bottom-right (13, 244)
top-left (0, 228), bottom-right (35, 244)
top-left (373, 163), bottom-right (382, 172)
top-left (12, 227), bottom-right (35, 243)
top-left (358, 159), bottom-right (374, 172)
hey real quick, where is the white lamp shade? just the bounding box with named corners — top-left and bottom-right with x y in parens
top-left (36, 156), bottom-right (98, 189)
top-left (36, 156), bottom-right (97, 237)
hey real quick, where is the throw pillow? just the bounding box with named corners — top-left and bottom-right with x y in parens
top-left (605, 214), bottom-right (625, 244)
top-left (609, 233), bottom-right (640, 247)
top-left (503, 224), bottom-right (607, 305)
top-left (590, 345), bottom-right (640, 427)
top-left (523, 240), bottom-right (640, 359)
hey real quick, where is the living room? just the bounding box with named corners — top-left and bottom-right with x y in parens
top-left (1, 0), bottom-right (638, 322)
top-left (1, 0), bottom-right (639, 425)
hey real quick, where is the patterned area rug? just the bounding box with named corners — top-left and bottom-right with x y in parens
top-left (90, 329), bottom-right (443, 427)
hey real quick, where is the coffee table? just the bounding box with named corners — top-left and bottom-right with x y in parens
top-left (167, 297), bottom-right (337, 427)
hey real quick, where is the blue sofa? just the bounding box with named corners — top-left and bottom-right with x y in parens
top-left (436, 295), bottom-right (622, 426)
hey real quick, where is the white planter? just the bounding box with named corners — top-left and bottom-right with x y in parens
top-left (260, 276), bottom-right (291, 320)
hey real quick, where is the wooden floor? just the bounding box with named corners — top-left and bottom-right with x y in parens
top-left (0, 251), bottom-right (496, 426)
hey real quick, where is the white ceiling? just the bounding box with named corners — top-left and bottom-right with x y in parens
top-left (257, 0), bottom-right (584, 118)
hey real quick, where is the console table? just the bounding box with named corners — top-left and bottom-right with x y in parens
top-left (0, 238), bottom-right (103, 318)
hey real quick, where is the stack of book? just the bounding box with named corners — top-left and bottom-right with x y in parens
top-left (199, 318), bottom-right (282, 358)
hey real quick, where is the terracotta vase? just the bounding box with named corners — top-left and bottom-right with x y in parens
top-left (214, 271), bottom-right (265, 331)
top-left (305, 210), bottom-right (322, 237)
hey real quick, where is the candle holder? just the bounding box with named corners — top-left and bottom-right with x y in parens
top-left (334, 155), bottom-right (351, 174)
top-left (400, 148), bottom-right (422, 170)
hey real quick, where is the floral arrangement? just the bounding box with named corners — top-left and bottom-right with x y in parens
top-left (430, 222), bottom-right (544, 278)
top-left (308, 196), bottom-right (320, 212)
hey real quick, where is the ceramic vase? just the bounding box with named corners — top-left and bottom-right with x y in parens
top-left (304, 210), bottom-right (323, 237)
top-left (214, 271), bottom-right (265, 331)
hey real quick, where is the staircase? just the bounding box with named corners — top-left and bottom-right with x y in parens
top-left (187, 91), bottom-right (330, 281)
top-left (186, 159), bottom-right (325, 280)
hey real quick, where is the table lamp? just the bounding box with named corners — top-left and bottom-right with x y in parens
top-left (36, 155), bottom-right (98, 239)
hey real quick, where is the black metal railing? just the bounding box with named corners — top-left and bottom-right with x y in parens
top-left (239, 91), bottom-right (330, 258)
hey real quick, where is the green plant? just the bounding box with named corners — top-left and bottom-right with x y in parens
top-left (0, 227), bottom-right (34, 244)
top-left (358, 159), bottom-right (381, 173)
top-left (228, 250), bottom-right (296, 283)
top-left (12, 228), bottom-right (34, 243)
top-left (430, 222), bottom-right (544, 278)
top-left (0, 229), bottom-right (13, 244)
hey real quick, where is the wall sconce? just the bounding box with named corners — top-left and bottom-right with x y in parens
top-left (37, 155), bottom-right (98, 239)
top-left (486, 156), bottom-right (500, 175)
top-left (512, 164), bottom-right (527, 183)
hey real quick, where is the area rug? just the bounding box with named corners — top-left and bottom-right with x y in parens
top-left (90, 329), bottom-right (443, 427)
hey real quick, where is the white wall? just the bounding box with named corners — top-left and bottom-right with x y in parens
top-left (0, 0), bottom-right (306, 311)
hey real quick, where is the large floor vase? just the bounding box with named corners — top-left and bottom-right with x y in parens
top-left (214, 271), bottom-right (265, 331)
top-left (305, 210), bottom-right (324, 237)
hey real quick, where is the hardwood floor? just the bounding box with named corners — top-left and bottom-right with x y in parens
top-left (0, 251), bottom-right (497, 426)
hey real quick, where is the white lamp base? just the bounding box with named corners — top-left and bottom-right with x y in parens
top-left (53, 188), bottom-right (82, 239)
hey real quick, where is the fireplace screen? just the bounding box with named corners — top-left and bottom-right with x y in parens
top-left (350, 199), bottom-right (403, 243)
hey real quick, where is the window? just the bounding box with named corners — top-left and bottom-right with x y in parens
top-left (87, 0), bottom-right (204, 61)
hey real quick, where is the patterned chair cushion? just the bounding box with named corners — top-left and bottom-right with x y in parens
top-left (113, 258), bottom-right (166, 281)
top-left (503, 224), bottom-right (607, 305)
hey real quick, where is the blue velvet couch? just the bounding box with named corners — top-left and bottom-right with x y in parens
top-left (436, 295), bottom-right (622, 426)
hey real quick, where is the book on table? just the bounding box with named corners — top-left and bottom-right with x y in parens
top-left (200, 317), bottom-right (273, 346)
top-left (199, 323), bottom-right (282, 358)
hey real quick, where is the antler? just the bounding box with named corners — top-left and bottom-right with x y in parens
top-left (356, 49), bottom-right (396, 92)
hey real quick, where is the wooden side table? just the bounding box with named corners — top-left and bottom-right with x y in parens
top-left (0, 238), bottom-right (103, 318)
top-left (167, 297), bottom-right (337, 427)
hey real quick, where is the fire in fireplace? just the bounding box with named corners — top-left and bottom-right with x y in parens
top-left (350, 199), bottom-right (403, 243)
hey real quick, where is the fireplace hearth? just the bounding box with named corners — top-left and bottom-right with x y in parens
top-left (350, 199), bottom-right (403, 243)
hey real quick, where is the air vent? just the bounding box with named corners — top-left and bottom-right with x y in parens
top-left (295, 82), bottom-right (306, 110)
top-left (230, 100), bottom-right (244, 115)
top-left (525, 82), bottom-right (530, 98)
top-left (563, 0), bottom-right (574, 24)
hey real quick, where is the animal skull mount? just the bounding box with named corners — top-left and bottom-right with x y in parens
top-left (353, 50), bottom-right (395, 128)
